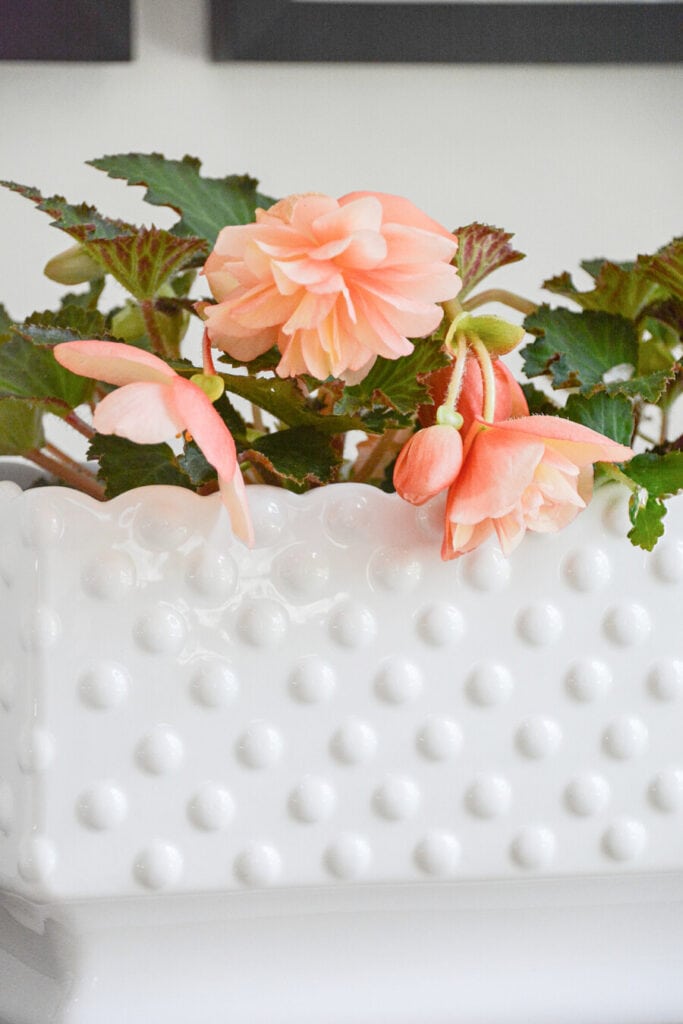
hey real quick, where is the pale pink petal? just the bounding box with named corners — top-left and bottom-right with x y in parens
top-left (448, 428), bottom-right (545, 524)
top-left (491, 415), bottom-right (633, 465)
top-left (93, 382), bottom-right (183, 443)
top-left (313, 196), bottom-right (383, 241)
top-left (219, 468), bottom-right (254, 547)
top-left (169, 379), bottom-right (237, 482)
top-left (335, 230), bottom-right (387, 269)
top-left (54, 340), bottom-right (175, 386)
top-left (381, 224), bottom-right (459, 266)
top-left (283, 291), bottom-right (338, 334)
top-left (340, 191), bottom-right (457, 243)
top-left (442, 517), bottom-right (493, 559)
top-left (493, 508), bottom-right (526, 555)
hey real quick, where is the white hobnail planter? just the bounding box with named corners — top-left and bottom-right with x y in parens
top-left (0, 479), bottom-right (682, 1024)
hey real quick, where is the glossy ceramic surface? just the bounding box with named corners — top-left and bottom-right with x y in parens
top-left (0, 481), bottom-right (682, 1022)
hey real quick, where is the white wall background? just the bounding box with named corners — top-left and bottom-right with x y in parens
top-left (0, 0), bottom-right (681, 318)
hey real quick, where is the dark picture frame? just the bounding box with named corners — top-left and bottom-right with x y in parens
top-left (0, 0), bottom-right (132, 62)
top-left (210, 0), bottom-right (683, 63)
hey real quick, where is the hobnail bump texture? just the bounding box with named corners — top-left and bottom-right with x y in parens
top-left (0, 481), bottom-right (682, 900)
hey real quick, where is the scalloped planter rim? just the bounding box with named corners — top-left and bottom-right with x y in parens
top-left (1, 479), bottom-right (682, 1024)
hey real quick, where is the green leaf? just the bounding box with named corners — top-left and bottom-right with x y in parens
top-left (604, 368), bottom-right (675, 403)
top-left (337, 337), bottom-right (449, 418)
top-left (0, 304), bottom-right (12, 338)
top-left (623, 451), bottom-right (683, 497)
top-left (453, 223), bottom-right (525, 299)
top-left (246, 426), bottom-right (342, 488)
top-left (543, 261), bottom-right (666, 319)
top-left (520, 383), bottom-right (559, 416)
top-left (637, 238), bottom-right (683, 301)
top-left (78, 229), bottom-right (206, 301)
top-left (0, 397), bottom-right (44, 455)
top-left (1, 180), bottom-right (205, 299)
top-left (627, 494), bottom-right (667, 551)
top-left (0, 180), bottom-right (136, 239)
top-left (88, 153), bottom-right (276, 244)
top-left (218, 345), bottom-right (281, 373)
top-left (0, 332), bottom-right (94, 412)
top-left (219, 373), bottom-right (363, 434)
top-left (60, 278), bottom-right (106, 312)
top-left (178, 441), bottom-right (215, 486)
top-left (88, 435), bottom-right (193, 497)
top-left (522, 306), bottom-right (638, 393)
top-left (24, 305), bottom-right (108, 339)
top-left (560, 392), bottom-right (633, 446)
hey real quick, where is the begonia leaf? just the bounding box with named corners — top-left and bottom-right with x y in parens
top-left (0, 398), bottom-right (44, 455)
top-left (338, 337), bottom-right (449, 418)
top-left (245, 426), bottom-right (342, 488)
top-left (453, 223), bottom-right (525, 299)
top-left (0, 181), bottom-right (136, 238)
top-left (220, 372), bottom-right (363, 434)
top-left (89, 152), bottom-right (276, 243)
top-left (623, 451), bottom-right (683, 497)
top-left (88, 434), bottom-right (193, 497)
top-left (0, 331), bottom-right (94, 412)
top-left (627, 494), bottom-right (667, 551)
top-left (560, 392), bottom-right (634, 447)
top-left (543, 261), bottom-right (666, 319)
top-left (522, 306), bottom-right (638, 392)
top-left (637, 238), bottom-right (683, 301)
top-left (76, 229), bottom-right (206, 301)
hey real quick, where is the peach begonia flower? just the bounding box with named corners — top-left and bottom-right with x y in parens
top-left (394, 425), bottom-right (464, 506)
top-left (419, 355), bottom-right (529, 433)
top-left (53, 341), bottom-right (253, 546)
top-left (443, 416), bottom-right (633, 559)
top-left (201, 191), bottom-right (460, 381)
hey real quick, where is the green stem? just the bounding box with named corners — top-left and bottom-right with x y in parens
top-left (443, 333), bottom-right (469, 413)
top-left (462, 288), bottom-right (537, 317)
top-left (471, 337), bottom-right (496, 422)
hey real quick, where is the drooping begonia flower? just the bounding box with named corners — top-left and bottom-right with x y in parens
top-left (53, 341), bottom-right (253, 546)
top-left (201, 191), bottom-right (460, 381)
top-left (419, 355), bottom-right (529, 433)
top-left (442, 416), bottom-right (633, 559)
top-left (394, 425), bottom-right (464, 506)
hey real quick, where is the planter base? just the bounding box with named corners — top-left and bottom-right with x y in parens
top-left (1, 480), bottom-right (683, 1022)
top-left (2, 878), bottom-right (683, 1024)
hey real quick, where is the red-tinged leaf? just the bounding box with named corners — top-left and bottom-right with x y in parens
top-left (637, 238), bottom-right (683, 301)
top-left (1, 180), bottom-right (135, 239)
top-left (76, 229), bottom-right (206, 301)
top-left (544, 262), bottom-right (666, 319)
top-left (453, 222), bottom-right (525, 299)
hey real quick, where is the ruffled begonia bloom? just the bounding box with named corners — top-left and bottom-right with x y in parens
top-left (201, 191), bottom-right (460, 381)
top-left (394, 425), bottom-right (463, 506)
top-left (53, 341), bottom-right (253, 546)
top-left (419, 355), bottom-right (529, 433)
top-left (443, 416), bottom-right (633, 559)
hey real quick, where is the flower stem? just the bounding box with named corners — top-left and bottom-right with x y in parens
top-left (141, 299), bottom-right (172, 358)
top-left (471, 337), bottom-right (496, 422)
top-left (44, 442), bottom-right (94, 479)
top-left (202, 328), bottom-right (218, 376)
top-left (443, 333), bottom-right (469, 414)
top-left (25, 449), bottom-right (105, 500)
top-left (462, 288), bottom-right (537, 316)
top-left (353, 429), bottom-right (407, 484)
top-left (65, 411), bottom-right (95, 440)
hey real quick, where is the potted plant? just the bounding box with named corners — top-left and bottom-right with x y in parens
top-left (1, 155), bottom-right (682, 1024)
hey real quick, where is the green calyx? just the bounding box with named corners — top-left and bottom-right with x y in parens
top-left (190, 372), bottom-right (225, 403)
top-left (455, 314), bottom-right (525, 356)
top-left (436, 405), bottom-right (464, 429)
